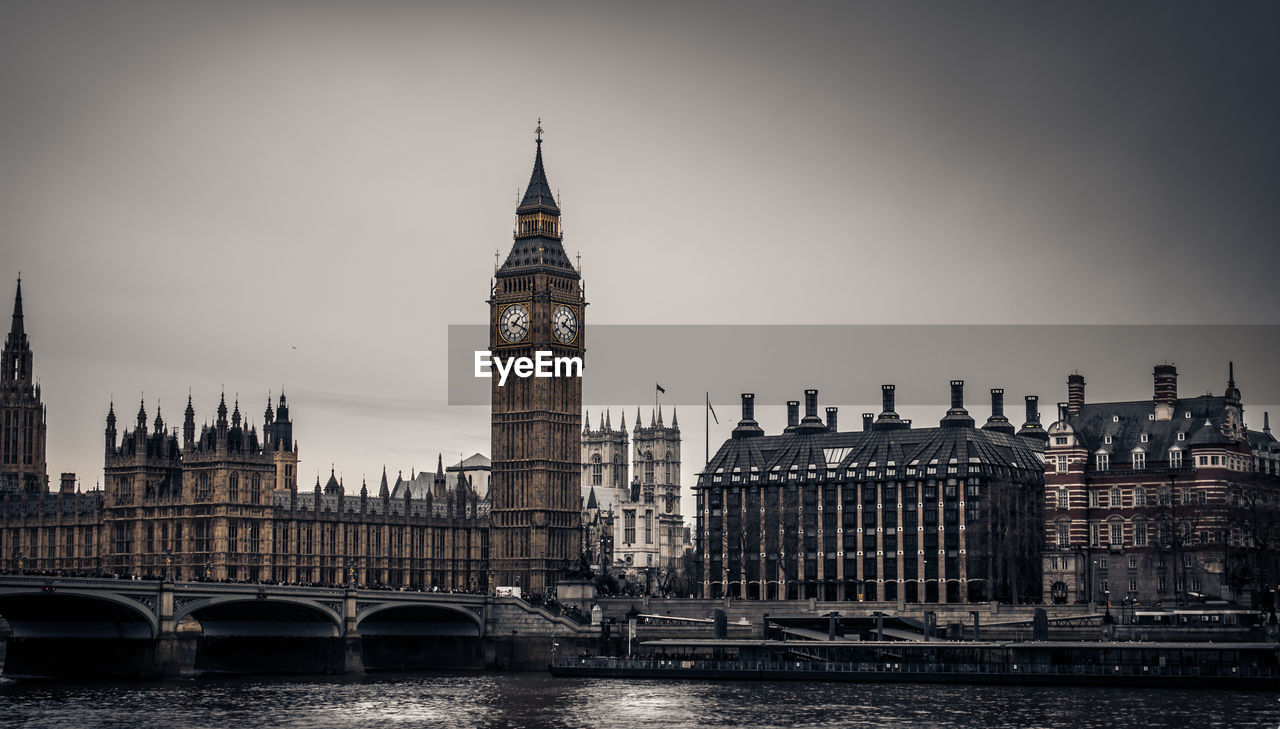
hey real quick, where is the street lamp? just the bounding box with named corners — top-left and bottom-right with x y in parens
top-left (15, 550), bottom-right (23, 575)
top-left (164, 549), bottom-right (173, 582)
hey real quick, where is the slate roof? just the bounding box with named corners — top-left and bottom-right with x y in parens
top-left (498, 139), bottom-right (578, 277)
top-left (1247, 427), bottom-right (1279, 455)
top-left (699, 418), bottom-right (1045, 487)
top-left (517, 140), bottom-right (560, 214)
top-left (1066, 395), bottom-right (1234, 463)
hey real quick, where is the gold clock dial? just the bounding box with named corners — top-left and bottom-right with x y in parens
top-left (499, 303), bottom-right (530, 343)
top-left (553, 304), bottom-right (577, 344)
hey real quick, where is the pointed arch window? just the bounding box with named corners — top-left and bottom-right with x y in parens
top-left (591, 453), bottom-right (602, 486)
top-left (664, 449), bottom-right (674, 483)
top-left (644, 450), bottom-right (654, 483)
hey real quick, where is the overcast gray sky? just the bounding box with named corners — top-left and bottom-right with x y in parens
top-left (2, 1), bottom-right (1277, 505)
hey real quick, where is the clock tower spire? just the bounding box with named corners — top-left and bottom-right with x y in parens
top-left (489, 124), bottom-right (586, 593)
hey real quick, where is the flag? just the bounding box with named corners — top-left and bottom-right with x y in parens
top-left (706, 393), bottom-right (719, 425)
top-left (656, 383), bottom-right (666, 394)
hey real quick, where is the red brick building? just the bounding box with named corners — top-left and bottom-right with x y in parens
top-left (1042, 364), bottom-right (1280, 608)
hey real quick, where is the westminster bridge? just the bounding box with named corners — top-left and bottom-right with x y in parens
top-left (0, 575), bottom-right (597, 677)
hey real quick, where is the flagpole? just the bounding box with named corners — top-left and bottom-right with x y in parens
top-left (705, 391), bottom-right (709, 467)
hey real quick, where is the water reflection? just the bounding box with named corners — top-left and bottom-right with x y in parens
top-left (0, 673), bottom-right (1276, 729)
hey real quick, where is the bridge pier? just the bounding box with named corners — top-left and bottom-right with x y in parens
top-left (152, 579), bottom-right (190, 678)
top-left (341, 588), bottom-right (364, 675)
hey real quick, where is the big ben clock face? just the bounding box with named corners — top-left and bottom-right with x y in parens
top-left (553, 304), bottom-right (578, 344)
top-left (499, 303), bottom-right (530, 343)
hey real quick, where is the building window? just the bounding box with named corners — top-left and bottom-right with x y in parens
top-left (645, 510), bottom-right (653, 544)
top-left (623, 510), bottom-right (636, 544)
top-left (1132, 452), bottom-right (1146, 470)
top-left (1104, 435), bottom-right (1113, 445)
top-left (228, 473), bottom-right (239, 503)
top-left (1055, 437), bottom-right (1068, 446)
top-left (1134, 523), bottom-right (1147, 546)
top-left (1169, 449), bottom-right (1182, 469)
top-left (1134, 487), bottom-right (1146, 507)
top-left (1128, 579), bottom-right (1137, 592)
top-left (1089, 523), bottom-right (1101, 547)
top-left (1191, 577), bottom-right (1202, 593)
top-left (1177, 432), bottom-right (1185, 441)
top-left (1090, 490), bottom-right (1101, 508)
top-left (1157, 577), bottom-right (1168, 593)
top-left (1110, 521), bottom-right (1123, 546)
top-left (1056, 523), bottom-right (1069, 548)
top-left (1110, 487), bottom-right (1122, 507)
top-left (1128, 555), bottom-right (1137, 568)
top-left (196, 473), bottom-right (211, 500)
top-left (1057, 489), bottom-right (1069, 509)
top-left (591, 453), bottom-right (602, 486)
top-left (1140, 433), bottom-right (1149, 443)
top-left (643, 451), bottom-right (654, 483)
top-left (1056, 456), bottom-right (1068, 473)
top-left (1095, 453), bottom-right (1109, 471)
top-left (665, 450), bottom-right (674, 483)
top-left (250, 475), bottom-right (261, 504)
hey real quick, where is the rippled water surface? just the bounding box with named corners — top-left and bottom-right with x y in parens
top-left (1, 673), bottom-right (1278, 729)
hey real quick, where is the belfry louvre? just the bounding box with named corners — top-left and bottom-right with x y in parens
top-left (696, 384), bottom-right (1047, 603)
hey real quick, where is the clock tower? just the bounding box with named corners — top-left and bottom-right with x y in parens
top-left (489, 125), bottom-right (585, 593)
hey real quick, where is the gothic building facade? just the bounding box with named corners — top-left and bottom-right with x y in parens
top-left (0, 279), bottom-right (47, 494)
top-left (696, 385), bottom-right (1047, 603)
top-left (580, 408), bottom-right (685, 576)
top-left (1, 386), bottom-right (489, 589)
top-left (488, 128), bottom-right (585, 592)
top-left (1041, 364), bottom-right (1280, 607)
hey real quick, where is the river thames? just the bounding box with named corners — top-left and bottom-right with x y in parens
top-left (0, 672), bottom-right (1276, 729)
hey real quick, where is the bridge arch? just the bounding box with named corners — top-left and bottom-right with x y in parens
top-left (0, 587), bottom-right (158, 639)
top-left (173, 595), bottom-right (342, 638)
top-left (356, 601), bottom-right (484, 637)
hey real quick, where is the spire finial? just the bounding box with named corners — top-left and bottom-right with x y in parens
top-left (10, 275), bottom-right (22, 333)
top-left (535, 117), bottom-right (543, 143)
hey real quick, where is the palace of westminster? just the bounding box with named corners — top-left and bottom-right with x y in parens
top-left (3, 135), bottom-right (1280, 607)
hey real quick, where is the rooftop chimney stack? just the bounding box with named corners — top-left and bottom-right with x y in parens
top-left (874, 385), bottom-right (907, 431)
top-left (1057, 401), bottom-right (1069, 423)
top-left (1017, 395), bottom-right (1048, 443)
top-left (731, 393), bottom-right (764, 439)
top-left (862, 413), bottom-right (874, 432)
top-left (797, 388), bottom-right (827, 433)
top-left (1066, 373), bottom-right (1085, 417)
top-left (785, 400), bottom-right (800, 431)
top-left (826, 407), bottom-right (838, 432)
top-left (1153, 364), bottom-right (1177, 420)
top-left (982, 388), bottom-right (1015, 434)
top-left (941, 379), bottom-right (974, 428)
